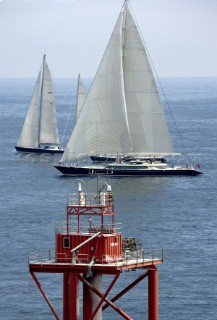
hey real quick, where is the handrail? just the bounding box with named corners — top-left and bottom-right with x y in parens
top-left (67, 192), bottom-right (113, 206)
top-left (28, 248), bottom-right (163, 264)
top-left (55, 221), bottom-right (122, 234)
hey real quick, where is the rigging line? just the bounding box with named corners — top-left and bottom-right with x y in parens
top-left (128, 1), bottom-right (192, 165)
top-left (60, 97), bottom-right (75, 145)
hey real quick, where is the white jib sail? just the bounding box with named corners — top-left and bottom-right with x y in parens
top-left (75, 74), bottom-right (87, 123)
top-left (39, 57), bottom-right (59, 145)
top-left (61, 11), bottom-right (132, 162)
top-left (123, 2), bottom-right (174, 156)
top-left (17, 71), bottom-right (41, 148)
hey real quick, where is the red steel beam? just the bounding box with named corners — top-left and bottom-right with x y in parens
top-left (79, 275), bottom-right (133, 320)
top-left (30, 271), bottom-right (61, 320)
top-left (103, 270), bottom-right (148, 310)
top-left (89, 274), bottom-right (119, 320)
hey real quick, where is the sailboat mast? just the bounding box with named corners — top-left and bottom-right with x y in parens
top-left (38, 54), bottom-right (46, 147)
top-left (120, 0), bottom-right (132, 156)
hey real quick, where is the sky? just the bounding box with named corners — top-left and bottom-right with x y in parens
top-left (0, 0), bottom-right (217, 78)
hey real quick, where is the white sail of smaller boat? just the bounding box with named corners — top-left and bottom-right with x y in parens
top-left (15, 55), bottom-right (64, 154)
top-left (75, 74), bottom-right (87, 123)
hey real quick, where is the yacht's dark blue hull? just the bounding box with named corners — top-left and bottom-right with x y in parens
top-left (15, 146), bottom-right (64, 154)
top-left (54, 165), bottom-right (202, 176)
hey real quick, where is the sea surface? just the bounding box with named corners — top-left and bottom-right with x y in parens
top-left (0, 77), bottom-right (217, 320)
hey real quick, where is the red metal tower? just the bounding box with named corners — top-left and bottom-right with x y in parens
top-left (29, 180), bottom-right (163, 320)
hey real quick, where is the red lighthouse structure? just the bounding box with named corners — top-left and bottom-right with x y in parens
top-left (28, 180), bottom-right (163, 320)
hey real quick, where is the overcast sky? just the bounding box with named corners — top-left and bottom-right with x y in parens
top-left (0, 0), bottom-right (217, 78)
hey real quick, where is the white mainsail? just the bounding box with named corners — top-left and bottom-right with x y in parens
top-left (39, 56), bottom-right (60, 145)
top-left (123, 3), bottom-right (174, 156)
top-left (75, 74), bottom-right (87, 123)
top-left (17, 71), bottom-right (41, 148)
top-left (60, 0), bottom-right (175, 163)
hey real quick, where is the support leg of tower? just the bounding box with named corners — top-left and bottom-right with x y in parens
top-left (63, 273), bottom-right (79, 320)
top-left (148, 265), bottom-right (158, 320)
top-left (83, 274), bottom-right (102, 320)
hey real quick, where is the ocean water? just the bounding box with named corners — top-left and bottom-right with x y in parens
top-left (0, 77), bottom-right (217, 320)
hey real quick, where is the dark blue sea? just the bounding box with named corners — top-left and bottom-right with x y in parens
top-left (0, 77), bottom-right (216, 320)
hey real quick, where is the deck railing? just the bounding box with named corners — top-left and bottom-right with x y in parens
top-left (28, 249), bottom-right (56, 264)
top-left (67, 192), bottom-right (113, 207)
top-left (55, 221), bottom-right (122, 234)
top-left (28, 248), bottom-right (163, 265)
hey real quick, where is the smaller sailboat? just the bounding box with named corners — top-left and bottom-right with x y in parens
top-left (15, 55), bottom-right (64, 154)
